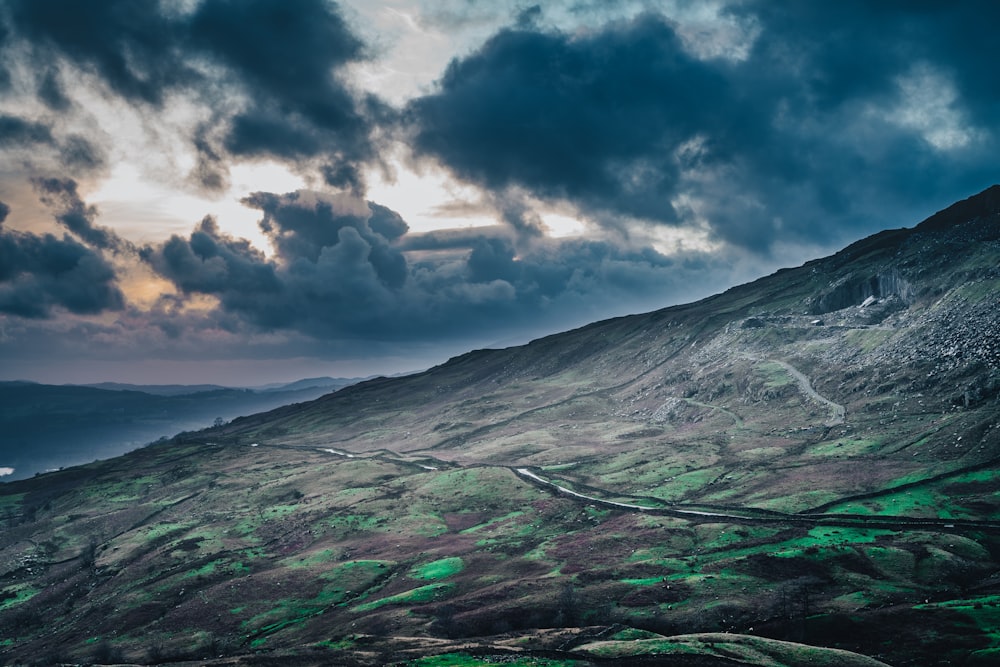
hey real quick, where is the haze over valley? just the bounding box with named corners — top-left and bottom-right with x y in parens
top-left (0, 377), bottom-right (358, 480)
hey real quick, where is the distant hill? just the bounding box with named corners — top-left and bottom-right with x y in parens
top-left (2, 187), bottom-right (1000, 665)
top-left (0, 378), bottom-right (360, 480)
top-left (82, 382), bottom-right (233, 396)
top-left (82, 376), bottom-right (363, 396)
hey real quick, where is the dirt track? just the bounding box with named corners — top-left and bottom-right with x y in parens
top-left (767, 359), bottom-right (846, 426)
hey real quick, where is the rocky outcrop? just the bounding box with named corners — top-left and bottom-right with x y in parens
top-left (810, 269), bottom-right (912, 314)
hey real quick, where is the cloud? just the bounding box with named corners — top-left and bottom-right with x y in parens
top-left (244, 190), bottom-right (408, 289)
top-left (5, 0), bottom-right (195, 105)
top-left (32, 177), bottom-right (130, 252)
top-left (0, 113), bottom-right (106, 179)
top-left (0, 198), bottom-right (126, 318)
top-left (3, 0), bottom-right (379, 187)
top-left (140, 189), bottom-right (738, 348)
top-left (406, 15), bottom-right (728, 224)
top-left (191, 0), bottom-right (373, 164)
top-left (141, 197), bottom-right (398, 336)
top-left (405, 5), bottom-right (1000, 254)
top-left (0, 114), bottom-right (54, 146)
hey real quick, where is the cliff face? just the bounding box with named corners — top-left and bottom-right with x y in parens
top-left (809, 268), bottom-right (912, 314)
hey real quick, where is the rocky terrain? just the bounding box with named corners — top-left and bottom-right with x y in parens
top-left (1, 187), bottom-right (1000, 666)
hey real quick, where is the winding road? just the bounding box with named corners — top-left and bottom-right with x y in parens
top-left (512, 467), bottom-right (1000, 534)
top-left (767, 359), bottom-right (846, 427)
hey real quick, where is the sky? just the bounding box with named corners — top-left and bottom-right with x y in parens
top-left (0, 0), bottom-right (997, 386)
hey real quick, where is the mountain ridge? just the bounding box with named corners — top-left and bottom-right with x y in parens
top-left (2, 187), bottom-right (1000, 666)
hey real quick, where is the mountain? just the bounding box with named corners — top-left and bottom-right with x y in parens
top-left (2, 187), bottom-right (1000, 666)
top-left (0, 380), bottom-right (356, 481)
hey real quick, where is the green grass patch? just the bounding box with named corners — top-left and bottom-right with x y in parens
top-left (405, 654), bottom-right (586, 666)
top-left (808, 438), bottom-right (881, 457)
top-left (781, 526), bottom-right (895, 549)
top-left (325, 514), bottom-right (384, 533)
top-left (0, 492), bottom-right (25, 510)
top-left (245, 584), bottom-right (353, 637)
top-left (315, 636), bottom-right (357, 650)
top-left (862, 545), bottom-right (916, 578)
top-left (0, 584), bottom-right (39, 611)
top-left (353, 583), bottom-right (453, 612)
top-left (182, 559), bottom-right (221, 579)
top-left (824, 486), bottom-right (956, 519)
top-left (915, 595), bottom-right (1000, 644)
top-left (832, 591), bottom-right (874, 609)
top-left (285, 548), bottom-right (340, 568)
top-left (244, 560), bottom-right (392, 637)
top-left (460, 510), bottom-right (525, 533)
top-left (474, 520), bottom-right (538, 549)
top-left (143, 521), bottom-right (194, 541)
top-left (411, 557), bottom-right (464, 580)
top-left (621, 577), bottom-right (665, 586)
top-left (610, 627), bottom-right (664, 640)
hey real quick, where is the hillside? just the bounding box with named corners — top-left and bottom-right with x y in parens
top-left (2, 187), bottom-right (1000, 666)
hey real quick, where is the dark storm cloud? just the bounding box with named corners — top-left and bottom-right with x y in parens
top-left (0, 20), bottom-right (10, 90)
top-left (243, 191), bottom-right (408, 288)
top-left (143, 201), bottom-right (400, 337)
top-left (366, 202), bottom-right (409, 241)
top-left (407, 15), bottom-right (730, 224)
top-left (0, 113), bottom-right (106, 176)
top-left (190, 0), bottom-right (373, 164)
top-left (5, 0), bottom-right (195, 105)
top-left (407, 3), bottom-right (1000, 253)
top-left (0, 114), bottom-right (54, 146)
top-left (731, 1), bottom-right (1000, 123)
top-left (37, 68), bottom-right (72, 111)
top-left (32, 177), bottom-right (129, 252)
top-left (142, 189), bottom-right (732, 344)
top-left (0, 200), bottom-right (125, 318)
top-left (144, 216), bottom-right (280, 301)
top-left (4, 0), bottom-right (377, 181)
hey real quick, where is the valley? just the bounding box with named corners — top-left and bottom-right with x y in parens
top-left (2, 188), bottom-right (1000, 665)
top-left (0, 378), bottom-right (357, 481)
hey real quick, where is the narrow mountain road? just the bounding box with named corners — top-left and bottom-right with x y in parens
top-left (512, 468), bottom-right (1000, 534)
top-left (767, 359), bottom-right (846, 427)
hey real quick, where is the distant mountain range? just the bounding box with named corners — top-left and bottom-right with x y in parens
top-left (0, 377), bottom-right (364, 480)
top-left (82, 376), bottom-right (355, 395)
